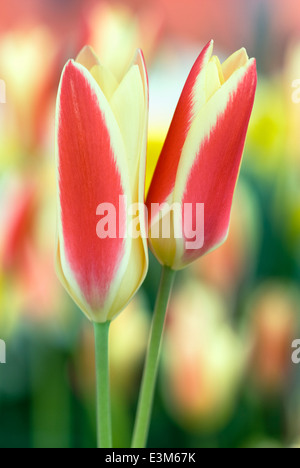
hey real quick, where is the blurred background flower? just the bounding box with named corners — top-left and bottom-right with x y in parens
top-left (1, 0), bottom-right (300, 449)
top-left (244, 282), bottom-right (300, 393)
top-left (161, 282), bottom-right (244, 433)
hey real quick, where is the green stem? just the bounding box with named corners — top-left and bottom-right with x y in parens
top-left (93, 321), bottom-right (112, 448)
top-left (132, 266), bottom-right (176, 448)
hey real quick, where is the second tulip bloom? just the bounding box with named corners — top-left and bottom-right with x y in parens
top-left (146, 40), bottom-right (257, 270)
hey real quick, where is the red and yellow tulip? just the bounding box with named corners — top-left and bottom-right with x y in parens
top-left (55, 46), bottom-right (149, 323)
top-left (146, 40), bottom-right (257, 270)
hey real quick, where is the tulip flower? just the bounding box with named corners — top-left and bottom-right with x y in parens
top-left (146, 40), bottom-right (257, 270)
top-left (132, 41), bottom-right (257, 449)
top-left (55, 46), bottom-right (148, 448)
top-left (55, 45), bottom-right (148, 324)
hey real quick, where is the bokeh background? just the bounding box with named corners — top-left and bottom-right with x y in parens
top-left (1, 0), bottom-right (300, 448)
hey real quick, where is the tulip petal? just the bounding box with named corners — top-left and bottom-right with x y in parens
top-left (132, 49), bottom-right (149, 215)
top-left (109, 235), bottom-right (147, 320)
top-left (76, 45), bottom-right (100, 70)
top-left (76, 45), bottom-right (119, 100)
top-left (173, 59), bottom-right (257, 268)
top-left (205, 58), bottom-right (222, 101)
top-left (110, 61), bottom-right (145, 197)
top-left (108, 50), bottom-right (149, 318)
top-left (148, 205), bottom-right (181, 268)
top-left (222, 48), bottom-right (249, 81)
top-left (147, 40), bottom-right (214, 218)
top-left (56, 60), bottom-right (131, 321)
top-left (89, 64), bottom-right (119, 101)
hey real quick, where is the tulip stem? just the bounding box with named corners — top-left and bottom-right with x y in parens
top-left (132, 266), bottom-right (176, 448)
top-left (93, 321), bottom-right (112, 449)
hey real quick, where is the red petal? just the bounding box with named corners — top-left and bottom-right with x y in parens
top-left (146, 41), bottom-right (213, 217)
top-left (182, 59), bottom-right (257, 264)
top-left (57, 61), bottom-right (126, 310)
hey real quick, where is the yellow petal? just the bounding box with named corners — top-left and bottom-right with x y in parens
top-left (110, 64), bottom-right (146, 200)
top-left (222, 48), bottom-right (249, 81)
top-left (149, 207), bottom-right (184, 268)
top-left (89, 64), bottom-right (119, 101)
top-left (211, 56), bottom-right (225, 84)
top-left (76, 45), bottom-right (119, 101)
top-left (205, 57), bottom-right (222, 101)
top-left (76, 45), bottom-right (100, 70)
top-left (108, 236), bottom-right (147, 320)
top-left (190, 40), bottom-right (214, 117)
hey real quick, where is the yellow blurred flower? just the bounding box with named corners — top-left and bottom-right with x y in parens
top-left (109, 295), bottom-right (150, 393)
top-left (0, 25), bottom-right (59, 149)
top-left (161, 281), bottom-right (244, 432)
top-left (86, 2), bottom-right (162, 82)
top-left (276, 41), bottom-right (300, 252)
top-left (246, 78), bottom-right (287, 177)
top-left (284, 40), bottom-right (300, 164)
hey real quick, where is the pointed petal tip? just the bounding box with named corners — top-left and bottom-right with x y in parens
top-left (249, 58), bottom-right (258, 86)
top-left (202, 40), bottom-right (214, 61)
top-left (63, 58), bottom-right (76, 74)
top-left (238, 47), bottom-right (249, 61)
top-left (207, 39), bottom-right (214, 50)
top-left (76, 45), bottom-right (100, 70)
top-left (61, 59), bottom-right (95, 84)
top-left (58, 60), bottom-right (76, 93)
top-left (133, 48), bottom-right (147, 71)
top-left (64, 58), bottom-right (73, 68)
top-left (77, 44), bottom-right (95, 56)
top-left (132, 48), bottom-right (149, 97)
top-left (135, 48), bottom-right (144, 60)
top-left (234, 47), bottom-right (249, 64)
top-left (246, 57), bottom-right (257, 79)
top-left (59, 59), bottom-right (80, 87)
